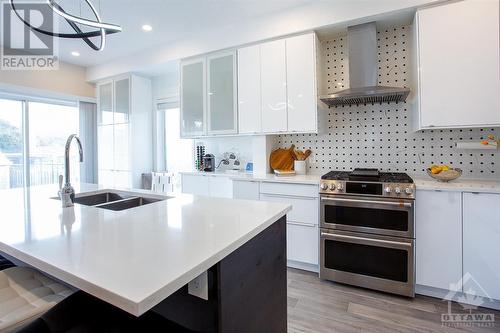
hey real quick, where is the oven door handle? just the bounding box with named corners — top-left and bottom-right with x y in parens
top-left (320, 232), bottom-right (413, 248)
top-left (321, 196), bottom-right (413, 208)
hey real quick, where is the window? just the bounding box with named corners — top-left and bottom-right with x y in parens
top-left (0, 97), bottom-right (85, 189)
top-left (28, 101), bottom-right (80, 186)
top-left (0, 99), bottom-right (24, 189)
top-left (157, 100), bottom-right (193, 192)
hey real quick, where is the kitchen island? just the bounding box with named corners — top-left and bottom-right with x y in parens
top-left (0, 183), bottom-right (291, 332)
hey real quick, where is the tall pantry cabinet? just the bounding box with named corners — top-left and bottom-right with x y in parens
top-left (97, 74), bottom-right (152, 189)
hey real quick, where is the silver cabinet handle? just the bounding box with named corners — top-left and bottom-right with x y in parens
top-left (320, 232), bottom-right (412, 248)
top-left (287, 221), bottom-right (317, 227)
top-left (261, 193), bottom-right (317, 200)
top-left (321, 196), bottom-right (412, 208)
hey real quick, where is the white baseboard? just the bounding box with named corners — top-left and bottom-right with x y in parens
top-left (287, 260), bottom-right (319, 273)
top-left (417, 284), bottom-right (500, 311)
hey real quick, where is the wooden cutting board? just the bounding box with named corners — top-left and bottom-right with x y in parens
top-left (270, 145), bottom-right (296, 171)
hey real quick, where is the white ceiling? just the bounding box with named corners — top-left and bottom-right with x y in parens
top-left (4, 0), bottom-right (312, 67)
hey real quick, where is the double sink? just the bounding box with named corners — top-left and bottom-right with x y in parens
top-left (57, 191), bottom-right (168, 211)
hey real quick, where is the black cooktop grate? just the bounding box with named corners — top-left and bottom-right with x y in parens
top-left (321, 169), bottom-right (413, 183)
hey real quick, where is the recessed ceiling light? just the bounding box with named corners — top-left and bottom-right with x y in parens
top-left (71, 51), bottom-right (80, 57)
top-left (142, 24), bottom-right (153, 32)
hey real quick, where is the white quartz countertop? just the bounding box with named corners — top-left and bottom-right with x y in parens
top-left (180, 170), bottom-right (321, 185)
top-left (0, 183), bottom-right (291, 316)
top-left (180, 170), bottom-right (500, 193)
top-left (412, 176), bottom-right (500, 193)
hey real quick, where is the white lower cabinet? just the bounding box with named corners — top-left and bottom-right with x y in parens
top-left (232, 180), bottom-right (260, 200)
top-left (181, 174), bottom-right (232, 198)
top-left (182, 175), bottom-right (320, 271)
top-left (208, 176), bottom-right (233, 198)
top-left (260, 182), bottom-right (319, 271)
top-left (287, 222), bottom-right (318, 267)
top-left (416, 190), bottom-right (462, 290)
top-left (463, 192), bottom-right (500, 300)
top-left (416, 189), bottom-right (500, 305)
top-left (259, 194), bottom-right (318, 225)
top-left (181, 174), bottom-right (209, 196)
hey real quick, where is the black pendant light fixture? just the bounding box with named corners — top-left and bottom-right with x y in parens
top-left (9, 0), bottom-right (122, 51)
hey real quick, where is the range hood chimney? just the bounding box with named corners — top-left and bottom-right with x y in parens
top-left (320, 22), bottom-right (410, 107)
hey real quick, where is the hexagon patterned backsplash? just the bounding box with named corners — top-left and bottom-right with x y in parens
top-left (277, 25), bottom-right (499, 179)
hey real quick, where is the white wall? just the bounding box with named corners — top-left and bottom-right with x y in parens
top-left (151, 68), bottom-right (180, 101)
top-left (0, 61), bottom-right (95, 98)
top-left (87, 0), bottom-right (444, 81)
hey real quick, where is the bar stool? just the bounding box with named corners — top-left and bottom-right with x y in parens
top-left (14, 291), bottom-right (196, 333)
top-left (0, 256), bottom-right (14, 271)
top-left (151, 171), bottom-right (174, 193)
top-left (0, 267), bottom-right (73, 333)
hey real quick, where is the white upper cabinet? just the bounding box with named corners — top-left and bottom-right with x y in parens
top-left (207, 51), bottom-right (238, 135)
top-left (463, 192), bottom-right (500, 300)
top-left (237, 45), bottom-right (262, 134)
top-left (180, 58), bottom-right (206, 137)
top-left (114, 77), bottom-right (130, 124)
top-left (286, 34), bottom-right (317, 133)
top-left (261, 39), bottom-right (288, 133)
top-left (98, 81), bottom-right (113, 125)
top-left (182, 32), bottom-right (318, 137)
top-left (414, 0), bottom-right (500, 130)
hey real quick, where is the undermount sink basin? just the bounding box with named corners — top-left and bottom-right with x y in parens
top-left (95, 196), bottom-right (164, 211)
top-left (73, 192), bottom-right (131, 206)
top-left (53, 190), bottom-right (169, 211)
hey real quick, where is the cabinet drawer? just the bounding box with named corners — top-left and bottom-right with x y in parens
top-left (260, 182), bottom-right (318, 198)
top-left (287, 222), bottom-right (318, 266)
top-left (208, 176), bottom-right (233, 198)
top-left (181, 174), bottom-right (209, 196)
top-left (260, 194), bottom-right (318, 224)
top-left (233, 180), bottom-right (260, 200)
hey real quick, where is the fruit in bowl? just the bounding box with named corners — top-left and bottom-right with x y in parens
top-left (427, 165), bottom-right (462, 182)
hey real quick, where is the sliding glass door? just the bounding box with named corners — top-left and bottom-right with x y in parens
top-left (0, 97), bottom-right (81, 189)
top-left (28, 101), bottom-right (80, 186)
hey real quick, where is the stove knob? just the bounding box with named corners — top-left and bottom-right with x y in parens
top-left (320, 183), bottom-right (328, 191)
top-left (329, 184), bottom-right (336, 191)
top-left (337, 183), bottom-right (344, 191)
top-left (394, 187), bottom-right (402, 195)
top-left (384, 186), bottom-right (392, 194)
top-left (405, 187), bottom-right (413, 195)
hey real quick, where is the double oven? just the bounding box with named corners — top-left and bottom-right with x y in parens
top-left (319, 170), bottom-right (416, 297)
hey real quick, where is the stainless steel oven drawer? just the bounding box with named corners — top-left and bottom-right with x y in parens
top-left (320, 229), bottom-right (415, 297)
top-left (320, 195), bottom-right (415, 238)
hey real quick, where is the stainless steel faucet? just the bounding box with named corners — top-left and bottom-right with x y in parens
top-left (59, 134), bottom-right (83, 207)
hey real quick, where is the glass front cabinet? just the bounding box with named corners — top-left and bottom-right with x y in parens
top-left (180, 51), bottom-right (237, 138)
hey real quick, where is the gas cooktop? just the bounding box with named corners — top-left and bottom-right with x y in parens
top-left (320, 168), bottom-right (415, 198)
top-left (321, 169), bottom-right (414, 183)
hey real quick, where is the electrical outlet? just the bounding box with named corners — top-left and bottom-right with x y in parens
top-left (188, 271), bottom-right (208, 300)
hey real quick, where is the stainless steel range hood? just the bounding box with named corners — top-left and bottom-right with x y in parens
top-left (320, 22), bottom-right (410, 107)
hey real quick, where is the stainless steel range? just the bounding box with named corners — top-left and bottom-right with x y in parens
top-left (319, 168), bottom-right (416, 297)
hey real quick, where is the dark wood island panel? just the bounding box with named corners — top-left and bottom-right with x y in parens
top-left (153, 216), bottom-right (287, 333)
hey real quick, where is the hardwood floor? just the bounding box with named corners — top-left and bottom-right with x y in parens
top-left (287, 268), bottom-right (500, 333)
